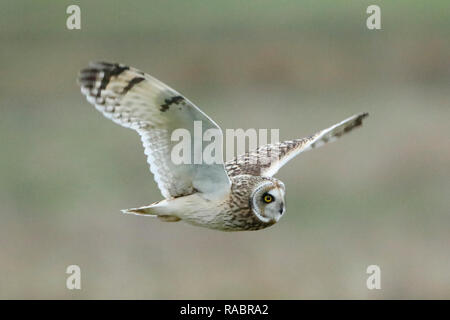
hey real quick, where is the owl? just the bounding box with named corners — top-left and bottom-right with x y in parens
top-left (78, 62), bottom-right (368, 231)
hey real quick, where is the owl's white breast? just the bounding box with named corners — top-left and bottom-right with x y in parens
top-left (159, 193), bottom-right (231, 229)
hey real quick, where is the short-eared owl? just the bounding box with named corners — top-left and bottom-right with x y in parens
top-left (78, 62), bottom-right (368, 231)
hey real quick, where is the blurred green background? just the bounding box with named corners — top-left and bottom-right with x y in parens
top-left (1, 0), bottom-right (449, 299)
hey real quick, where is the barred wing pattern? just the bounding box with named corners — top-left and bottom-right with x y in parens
top-left (79, 62), bottom-right (231, 199)
top-left (225, 113), bottom-right (368, 177)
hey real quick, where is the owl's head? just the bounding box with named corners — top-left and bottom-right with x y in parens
top-left (250, 178), bottom-right (286, 224)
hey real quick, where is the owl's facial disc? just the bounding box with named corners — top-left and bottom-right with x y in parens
top-left (251, 181), bottom-right (286, 223)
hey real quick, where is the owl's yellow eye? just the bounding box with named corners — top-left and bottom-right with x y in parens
top-left (263, 194), bottom-right (273, 203)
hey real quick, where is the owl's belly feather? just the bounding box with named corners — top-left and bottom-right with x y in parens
top-left (156, 191), bottom-right (273, 231)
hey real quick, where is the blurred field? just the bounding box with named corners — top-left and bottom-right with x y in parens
top-left (0, 1), bottom-right (449, 299)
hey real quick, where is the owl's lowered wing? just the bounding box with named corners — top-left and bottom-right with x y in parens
top-left (79, 62), bottom-right (231, 199)
top-left (225, 113), bottom-right (368, 177)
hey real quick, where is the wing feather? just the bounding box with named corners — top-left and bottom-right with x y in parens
top-left (225, 113), bottom-right (368, 177)
top-left (79, 62), bottom-right (231, 199)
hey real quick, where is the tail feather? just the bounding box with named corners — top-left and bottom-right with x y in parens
top-left (121, 201), bottom-right (181, 222)
top-left (121, 206), bottom-right (157, 216)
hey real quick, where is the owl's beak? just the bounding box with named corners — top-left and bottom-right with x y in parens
top-left (278, 203), bottom-right (284, 215)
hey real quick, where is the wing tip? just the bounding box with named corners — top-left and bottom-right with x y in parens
top-left (358, 112), bottom-right (369, 121)
top-left (351, 112), bottom-right (369, 128)
top-left (76, 61), bottom-right (129, 87)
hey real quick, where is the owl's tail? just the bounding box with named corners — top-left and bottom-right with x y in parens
top-left (121, 200), bottom-right (181, 222)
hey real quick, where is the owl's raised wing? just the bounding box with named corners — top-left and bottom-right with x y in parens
top-left (225, 113), bottom-right (368, 177)
top-left (79, 62), bottom-right (231, 199)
